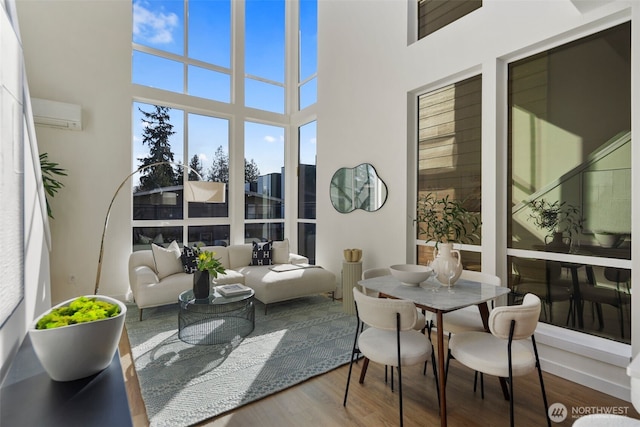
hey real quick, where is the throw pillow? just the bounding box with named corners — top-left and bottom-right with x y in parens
top-left (251, 241), bottom-right (273, 266)
top-left (271, 238), bottom-right (290, 264)
top-left (181, 246), bottom-right (198, 274)
top-left (151, 240), bottom-right (183, 279)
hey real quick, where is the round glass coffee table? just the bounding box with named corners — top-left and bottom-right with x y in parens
top-left (178, 287), bottom-right (255, 345)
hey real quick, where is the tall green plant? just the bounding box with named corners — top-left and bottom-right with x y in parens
top-left (39, 152), bottom-right (67, 218)
top-left (527, 199), bottom-right (583, 240)
top-left (415, 193), bottom-right (480, 247)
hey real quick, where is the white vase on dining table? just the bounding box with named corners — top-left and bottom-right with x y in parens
top-left (432, 243), bottom-right (462, 285)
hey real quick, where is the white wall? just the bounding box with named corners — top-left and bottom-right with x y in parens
top-left (317, 0), bottom-right (409, 276)
top-left (0, 0), bottom-right (50, 383)
top-left (16, 0), bottom-right (132, 303)
top-left (317, 0), bottom-right (640, 400)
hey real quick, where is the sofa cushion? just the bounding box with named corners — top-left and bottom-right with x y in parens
top-left (200, 246), bottom-right (231, 269)
top-left (211, 269), bottom-right (245, 286)
top-left (181, 246), bottom-right (198, 274)
top-left (228, 244), bottom-right (253, 269)
top-left (251, 241), bottom-right (273, 266)
top-left (271, 239), bottom-right (290, 264)
top-left (151, 241), bottom-right (183, 279)
top-left (237, 264), bottom-right (336, 304)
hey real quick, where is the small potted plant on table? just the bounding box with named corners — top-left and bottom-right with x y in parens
top-left (415, 193), bottom-right (480, 284)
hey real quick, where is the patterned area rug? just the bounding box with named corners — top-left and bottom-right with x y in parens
top-left (125, 295), bottom-right (356, 427)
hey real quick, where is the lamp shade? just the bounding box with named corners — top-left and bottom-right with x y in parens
top-left (184, 181), bottom-right (226, 203)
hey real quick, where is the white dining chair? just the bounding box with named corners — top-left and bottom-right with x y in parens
top-left (430, 269), bottom-right (501, 385)
top-left (438, 269), bottom-right (502, 334)
top-left (360, 267), bottom-right (436, 387)
top-left (447, 293), bottom-right (550, 427)
top-left (343, 287), bottom-right (438, 427)
top-left (361, 267), bottom-right (431, 332)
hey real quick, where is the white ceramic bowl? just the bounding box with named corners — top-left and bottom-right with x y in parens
top-left (389, 264), bottom-right (432, 286)
top-left (593, 232), bottom-right (624, 248)
top-left (28, 295), bottom-right (127, 382)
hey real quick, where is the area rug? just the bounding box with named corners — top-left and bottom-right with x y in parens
top-left (125, 295), bottom-right (356, 427)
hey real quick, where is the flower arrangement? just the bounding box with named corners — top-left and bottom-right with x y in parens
top-left (415, 193), bottom-right (480, 247)
top-left (527, 199), bottom-right (583, 240)
top-left (194, 245), bottom-right (226, 278)
top-left (35, 296), bottom-right (121, 330)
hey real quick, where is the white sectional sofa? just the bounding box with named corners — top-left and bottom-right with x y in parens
top-left (128, 240), bottom-right (337, 320)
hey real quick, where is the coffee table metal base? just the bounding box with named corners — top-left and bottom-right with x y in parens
top-left (178, 290), bottom-right (255, 345)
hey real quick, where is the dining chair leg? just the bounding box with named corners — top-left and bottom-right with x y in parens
top-left (431, 349), bottom-right (440, 407)
top-left (390, 366), bottom-right (394, 392)
top-left (343, 316), bottom-right (362, 407)
top-left (396, 314), bottom-right (404, 427)
top-left (508, 321), bottom-right (516, 427)
top-left (444, 348), bottom-right (451, 386)
top-left (532, 335), bottom-right (551, 427)
top-left (343, 349), bottom-right (357, 406)
top-left (358, 358), bottom-right (370, 384)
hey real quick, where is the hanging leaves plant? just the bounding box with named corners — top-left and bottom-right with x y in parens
top-left (39, 152), bottom-right (67, 218)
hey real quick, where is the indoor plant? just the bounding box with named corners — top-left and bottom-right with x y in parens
top-left (527, 199), bottom-right (583, 252)
top-left (415, 193), bottom-right (480, 284)
top-left (193, 246), bottom-right (226, 299)
top-left (28, 295), bottom-right (127, 381)
top-left (39, 152), bottom-right (67, 219)
top-left (415, 193), bottom-right (481, 247)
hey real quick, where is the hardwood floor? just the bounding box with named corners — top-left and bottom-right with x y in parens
top-left (119, 325), bottom-right (640, 427)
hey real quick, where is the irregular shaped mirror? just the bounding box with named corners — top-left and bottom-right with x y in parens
top-left (330, 163), bottom-right (388, 213)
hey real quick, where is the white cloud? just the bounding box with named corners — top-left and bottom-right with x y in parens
top-left (309, 137), bottom-right (317, 145)
top-left (198, 153), bottom-right (208, 163)
top-left (133, 1), bottom-right (179, 45)
top-left (264, 135), bottom-right (276, 143)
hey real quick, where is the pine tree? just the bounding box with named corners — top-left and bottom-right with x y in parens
top-left (208, 145), bottom-right (229, 183)
top-left (188, 154), bottom-right (203, 181)
top-left (137, 105), bottom-right (178, 191)
top-left (245, 158), bottom-right (260, 183)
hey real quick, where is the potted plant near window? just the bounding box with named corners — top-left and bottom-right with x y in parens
top-left (527, 199), bottom-right (583, 253)
top-left (415, 193), bottom-right (480, 284)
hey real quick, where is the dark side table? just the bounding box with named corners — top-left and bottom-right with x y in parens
top-left (1, 335), bottom-right (132, 427)
top-left (178, 288), bottom-right (255, 345)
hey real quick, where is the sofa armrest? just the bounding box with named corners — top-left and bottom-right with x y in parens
top-left (134, 265), bottom-right (159, 284)
top-left (289, 253), bottom-right (309, 264)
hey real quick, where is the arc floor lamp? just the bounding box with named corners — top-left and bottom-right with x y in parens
top-left (93, 161), bottom-right (226, 295)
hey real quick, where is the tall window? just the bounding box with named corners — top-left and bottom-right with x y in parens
top-left (186, 113), bottom-right (230, 245)
top-left (245, 0), bottom-right (285, 113)
top-left (298, 121), bottom-right (317, 263)
top-left (244, 122), bottom-right (285, 241)
top-left (132, 0), bottom-right (317, 260)
top-left (508, 22), bottom-right (631, 343)
top-left (416, 75), bottom-right (482, 268)
top-left (298, 0), bottom-right (317, 109)
top-left (132, 0), bottom-right (232, 102)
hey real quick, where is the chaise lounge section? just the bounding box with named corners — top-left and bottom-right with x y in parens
top-left (129, 240), bottom-right (337, 319)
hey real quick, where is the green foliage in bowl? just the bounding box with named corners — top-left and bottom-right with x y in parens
top-left (35, 296), bottom-right (121, 330)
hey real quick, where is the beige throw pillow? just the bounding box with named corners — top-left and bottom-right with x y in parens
top-left (151, 240), bottom-right (183, 279)
top-left (271, 238), bottom-right (290, 264)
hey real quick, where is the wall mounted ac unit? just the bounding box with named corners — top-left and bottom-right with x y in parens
top-left (31, 98), bottom-right (82, 130)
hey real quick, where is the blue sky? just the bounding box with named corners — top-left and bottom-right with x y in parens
top-left (132, 0), bottom-right (317, 180)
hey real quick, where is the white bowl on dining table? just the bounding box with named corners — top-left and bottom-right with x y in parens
top-left (389, 264), bottom-right (432, 287)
